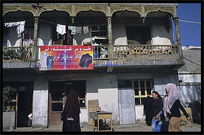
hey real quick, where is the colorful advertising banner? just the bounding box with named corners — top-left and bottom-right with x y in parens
top-left (39, 45), bottom-right (93, 70)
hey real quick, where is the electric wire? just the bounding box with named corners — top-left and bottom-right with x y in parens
top-left (183, 56), bottom-right (201, 66)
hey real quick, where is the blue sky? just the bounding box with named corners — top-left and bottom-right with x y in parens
top-left (175, 3), bottom-right (201, 47)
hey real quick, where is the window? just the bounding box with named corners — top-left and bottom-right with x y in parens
top-left (52, 26), bottom-right (72, 45)
top-left (127, 26), bottom-right (151, 45)
top-left (118, 79), bottom-right (153, 105)
top-left (134, 80), bottom-right (153, 105)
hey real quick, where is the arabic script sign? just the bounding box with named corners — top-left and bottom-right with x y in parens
top-left (39, 45), bottom-right (93, 70)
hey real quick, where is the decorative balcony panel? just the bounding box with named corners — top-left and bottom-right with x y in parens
top-left (3, 45), bottom-right (184, 69)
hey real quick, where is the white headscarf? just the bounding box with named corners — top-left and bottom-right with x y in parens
top-left (164, 83), bottom-right (180, 116)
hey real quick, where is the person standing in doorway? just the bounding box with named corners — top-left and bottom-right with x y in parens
top-left (61, 90), bottom-right (81, 132)
top-left (163, 83), bottom-right (191, 132)
top-left (144, 94), bottom-right (154, 126)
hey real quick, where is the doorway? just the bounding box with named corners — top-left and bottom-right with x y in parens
top-left (48, 80), bottom-right (86, 126)
top-left (17, 86), bottom-right (33, 127)
top-left (3, 82), bottom-right (33, 127)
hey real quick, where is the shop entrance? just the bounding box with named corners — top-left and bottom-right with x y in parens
top-left (3, 82), bottom-right (33, 127)
top-left (48, 80), bottom-right (86, 126)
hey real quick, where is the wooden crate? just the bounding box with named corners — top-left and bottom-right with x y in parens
top-left (88, 100), bottom-right (101, 127)
top-left (88, 106), bottom-right (101, 127)
top-left (88, 100), bottom-right (99, 108)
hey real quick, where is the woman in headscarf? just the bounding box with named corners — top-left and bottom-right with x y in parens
top-left (61, 90), bottom-right (81, 132)
top-left (164, 83), bottom-right (191, 132)
top-left (144, 94), bottom-right (154, 126)
top-left (152, 91), bottom-right (163, 118)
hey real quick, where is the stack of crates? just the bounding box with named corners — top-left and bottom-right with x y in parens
top-left (88, 100), bottom-right (101, 128)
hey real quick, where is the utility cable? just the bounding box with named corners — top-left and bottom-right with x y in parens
top-left (178, 19), bottom-right (201, 24)
top-left (183, 56), bottom-right (201, 66)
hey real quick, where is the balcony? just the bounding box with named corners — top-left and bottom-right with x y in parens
top-left (3, 44), bottom-right (184, 70)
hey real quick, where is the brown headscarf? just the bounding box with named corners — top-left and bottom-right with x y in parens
top-left (64, 90), bottom-right (80, 115)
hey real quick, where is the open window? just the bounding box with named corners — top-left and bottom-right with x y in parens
top-left (90, 25), bottom-right (108, 45)
top-left (127, 26), bottom-right (151, 45)
top-left (52, 26), bottom-right (73, 45)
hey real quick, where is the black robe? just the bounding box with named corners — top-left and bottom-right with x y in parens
top-left (152, 98), bottom-right (163, 116)
top-left (144, 96), bottom-right (153, 126)
top-left (62, 104), bottom-right (81, 132)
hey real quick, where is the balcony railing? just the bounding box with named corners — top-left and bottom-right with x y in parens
top-left (112, 45), bottom-right (179, 60)
top-left (3, 46), bottom-right (33, 62)
top-left (3, 44), bottom-right (182, 67)
top-left (93, 44), bottom-right (179, 59)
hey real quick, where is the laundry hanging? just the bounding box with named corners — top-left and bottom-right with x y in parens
top-left (71, 26), bottom-right (76, 35)
top-left (4, 21), bottom-right (26, 37)
top-left (76, 27), bottom-right (82, 34)
top-left (83, 26), bottom-right (89, 34)
top-left (56, 24), bottom-right (66, 35)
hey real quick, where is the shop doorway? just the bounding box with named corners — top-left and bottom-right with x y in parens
top-left (3, 82), bottom-right (33, 127)
top-left (17, 86), bottom-right (33, 127)
top-left (48, 80), bottom-right (86, 126)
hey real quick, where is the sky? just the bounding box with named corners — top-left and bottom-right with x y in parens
top-left (175, 3), bottom-right (201, 47)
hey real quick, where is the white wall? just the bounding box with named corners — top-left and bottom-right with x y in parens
top-left (178, 73), bottom-right (201, 104)
top-left (112, 24), bottom-right (127, 45)
top-left (32, 75), bottom-right (49, 128)
top-left (135, 105), bottom-right (145, 121)
top-left (154, 74), bottom-right (179, 97)
top-left (38, 23), bottom-right (51, 46)
top-left (152, 25), bottom-right (174, 45)
top-left (8, 27), bottom-right (21, 47)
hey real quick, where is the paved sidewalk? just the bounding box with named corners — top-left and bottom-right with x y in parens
top-left (3, 120), bottom-right (201, 132)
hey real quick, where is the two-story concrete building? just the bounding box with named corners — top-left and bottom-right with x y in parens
top-left (3, 3), bottom-right (185, 128)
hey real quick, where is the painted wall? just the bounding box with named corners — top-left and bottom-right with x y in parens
top-left (38, 23), bottom-right (51, 46)
top-left (178, 73), bottom-right (201, 105)
top-left (152, 25), bottom-right (174, 45)
top-left (112, 24), bottom-right (127, 45)
top-left (32, 75), bottom-right (49, 128)
top-left (3, 112), bottom-right (15, 129)
top-left (7, 27), bottom-right (21, 47)
top-left (135, 105), bottom-right (145, 121)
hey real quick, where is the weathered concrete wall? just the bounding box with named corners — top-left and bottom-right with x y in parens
top-left (3, 112), bottom-right (15, 129)
top-left (73, 32), bottom-right (90, 45)
top-left (112, 24), bottom-right (127, 45)
top-left (80, 108), bottom-right (88, 123)
top-left (33, 75), bottom-right (48, 128)
top-left (38, 23), bottom-right (51, 46)
top-left (86, 74), bottom-right (119, 123)
top-left (152, 25), bottom-right (174, 45)
top-left (135, 105), bottom-right (145, 121)
top-left (178, 73), bottom-right (201, 105)
top-left (8, 27), bottom-right (20, 47)
top-left (154, 74), bottom-right (179, 97)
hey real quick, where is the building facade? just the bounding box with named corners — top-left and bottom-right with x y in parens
top-left (3, 3), bottom-right (185, 128)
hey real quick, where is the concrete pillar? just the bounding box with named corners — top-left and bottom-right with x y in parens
top-left (32, 17), bottom-right (39, 60)
top-left (32, 76), bottom-right (48, 128)
top-left (71, 17), bottom-right (75, 24)
top-left (174, 17), bottom-right (183, 59)
top-left (107, 17), bottom-right (113, 59)
top-left (107, 17), bottom-right (112, 45)
top-left (174, 17), bottom-right (181, 45)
